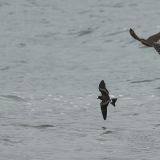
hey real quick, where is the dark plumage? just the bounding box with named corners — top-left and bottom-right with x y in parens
top-left (129, 28), bottom-right (160, 47)
top-left (97, 80), bottom-right (117, 120)
top-left (153, 43), bottom-right (160, 54)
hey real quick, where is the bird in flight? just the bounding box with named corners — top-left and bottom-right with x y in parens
top-left (97, 80), bottom-right (117, 120)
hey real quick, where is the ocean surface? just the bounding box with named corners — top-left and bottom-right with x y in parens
top-left (0, 0), bottom-right (160, 159)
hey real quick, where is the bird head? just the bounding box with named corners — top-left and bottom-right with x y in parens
top-left (97, 96), bottom-right (102, 100)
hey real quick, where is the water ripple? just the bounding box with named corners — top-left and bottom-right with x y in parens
top-left (0, 66), bottom-right (10, 71)
top-left (130, 78), bottom-right (160, 84)
top-left (18, 124), bottom-right (55, 129)
top-left (0, 95), bottom-right (28, 102)
top-left (76, 27), bottom-right (97, 37)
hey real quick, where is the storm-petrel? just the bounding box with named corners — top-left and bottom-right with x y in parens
top-left (129, 28), bottom-right (160, 47)
top-left (97, 80), bottom-right (117, 120)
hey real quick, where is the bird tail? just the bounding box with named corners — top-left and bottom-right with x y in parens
top-left (129, 28), bottom-right (141, 41)
top-left (110, 98), bottom-right (117, 107)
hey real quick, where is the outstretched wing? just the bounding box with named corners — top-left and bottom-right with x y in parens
top-left (129, 28), bottom-right (141, 41)
top-left (100, 101), bottom-right (109, 120)
top-left (147, 32), bottom-right (160, 42)
top-left (153, 43), bottom-right (160, 54)
top-left (99, 80), bottom-right (109, 96)
top-left (129, 28), bottom-right (157, 47)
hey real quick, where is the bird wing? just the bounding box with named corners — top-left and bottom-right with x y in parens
top-left (140, 39), bottom-right (152, 47)
top-left (99, 80), bottom-right (109, 96)
top-left (129, 28), bottom-right (158, 47)
top-left (147, 32), bottom-right (160, 42)
top-left (153, 43), bottom-right (160, 54)
top-left (100, 101), bottom-right (109, 120)
top-left (129, 28), bottom-right (141, 41)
